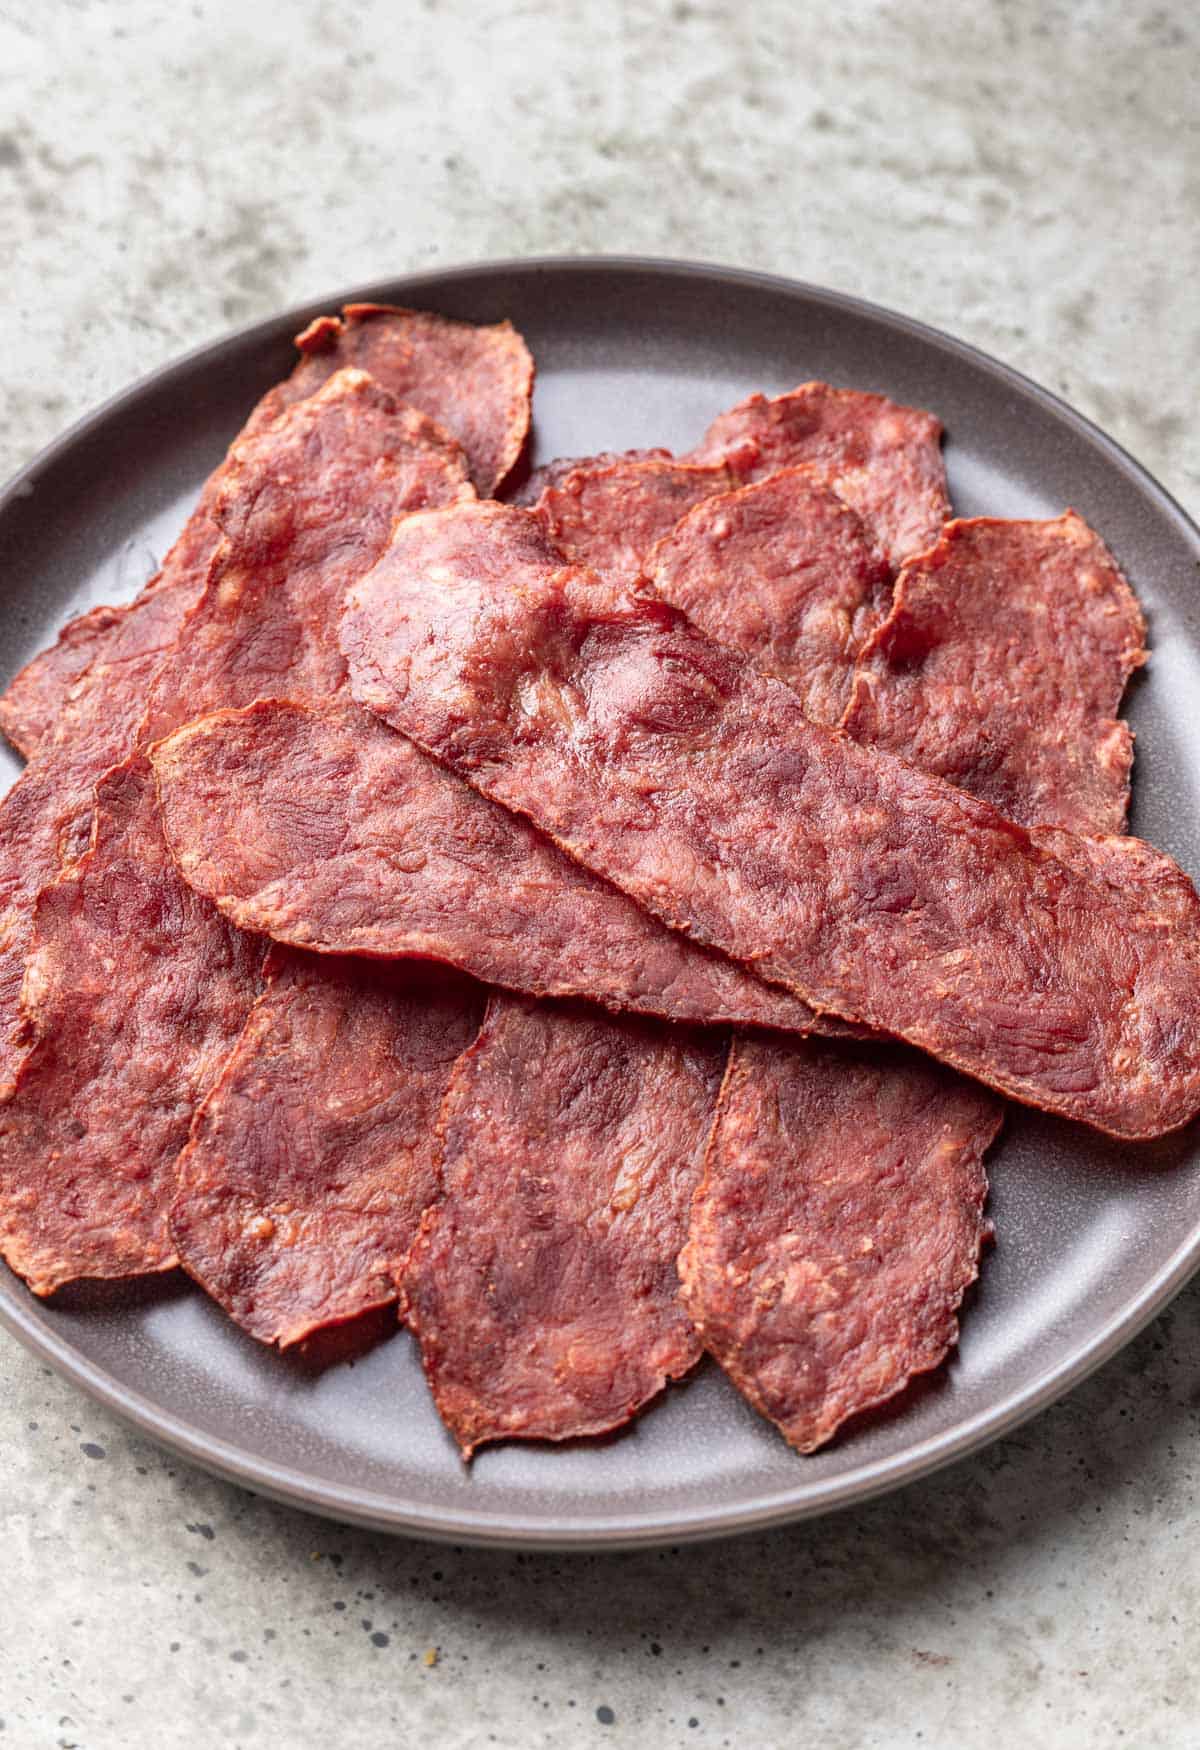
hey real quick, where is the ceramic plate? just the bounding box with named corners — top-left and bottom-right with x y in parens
top-left (2, 257), bottom-right (1199, 1547)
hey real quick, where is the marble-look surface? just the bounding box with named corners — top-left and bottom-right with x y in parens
top-left (2, 2), bottom-right (1198, 1745)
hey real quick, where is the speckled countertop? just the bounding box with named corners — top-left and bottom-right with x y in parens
top-left (2, 3), bottom-right (1199, 1745)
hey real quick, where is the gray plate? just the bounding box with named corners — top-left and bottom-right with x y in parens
top-left (2, 257), bottom-right (1199, 1550)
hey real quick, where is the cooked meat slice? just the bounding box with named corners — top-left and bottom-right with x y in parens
top-left (841, 513), bottom-right (1146, 834)
top-left (646, 467), bottom-right (891, 722)
top-left (171, 950), bottom-right (484, 1347)
top-left (151, 698), bottom-right (824, 1037)
top-left (688, 380), bottom-right (948, 566)
top-left (0, 758), bottom-right (265, 1294)
top-left (341, 500), bottom-right (1200, 1139)
top-left (400, 994), bottom-right (726, 1456)
top-left (257, 302), bottom-right (534, 495)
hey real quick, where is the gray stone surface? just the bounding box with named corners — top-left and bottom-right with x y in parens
top-left (1, 1), bottom-right (1198, 1744)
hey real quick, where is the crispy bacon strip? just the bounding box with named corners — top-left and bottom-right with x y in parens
top-left (645, 468), bottom-right (891, 720)
top-left (683, 514), bottom-right (1149, 1452)
top-left (0, 375), bottom-right (468, 1292)
top-left (680, 1038), bottom-right (1000, 1452)
top-left (0, 304), bottom-right (532, 754)
top-left (530, 380), bottom-right (948, 577)
top-left (0, 603), bottom-right (132, 760)
top-left (257, 302), bottom-right (533, 496)
top-left (139, 372), bottom-right (472, 743)
top-left (536, 458), bottom-right (749, 586)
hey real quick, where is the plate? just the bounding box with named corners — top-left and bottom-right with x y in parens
top-left (2, 257), bottom-right (1200, 1549)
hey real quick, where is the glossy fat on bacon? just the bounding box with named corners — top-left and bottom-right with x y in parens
top-left (400, 995), bottom-right (726, 1457)
top-left (139, 369), bottom-right (473, 743)
top-left (341, 500), bottom-right (1200, 1139)
top-left (679, 1036), bottom-right (999, 1452)
top-left (0, 758), bottom-right (265, 1295)
top-left (259, 303), bottom-right (534, 496)
top-left (841, 514), bottom-right (1147, 834)
top-left (170, 951), bottom-right (484, 1348)
top-left (688, 381), bottom-right (949, 567)
top-left (646, 469), bottom-right (892, 722)
top-left (150, 698), bottom-right (821, 1037)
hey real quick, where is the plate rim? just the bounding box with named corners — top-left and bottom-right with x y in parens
top-left (3, 253), bottom-right (1200, 1550)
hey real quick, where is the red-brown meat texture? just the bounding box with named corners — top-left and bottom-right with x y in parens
top-left (507, 447), bottom-right (672, 508)
top-left (0, 303), bottom-right (526, 753)
top-left (531, 383), bottom-right (948, 581)
top-left (341, 501), bottom-right (1200, 1139)
top-left (0, 399), bottom-right (260, 760)
top-left (170, 950), bottom-right (484, 1347)
top-left (679, 1037), bottom-right (1000, 1452)
top-left (150, 699), bottom-right (821, 1036)
top-left (0, 603), bottom-right (133, 759)
top-left (427, 454), bottom-right (927, 1455)
top-left (841, 514), bottom-right (1147, 834)
top-left (400, 995), bottom-right (727, 1457)
top-left (258, 303), bottom-right (534, 496)
top-left (687, 381), bottom-right (949, 568)
top-left (0, 366), bottom-right (459, 1099)
top-left (646, 469), bottom-right (892, 722)
top-left (0, 546), bottom-right (221, 1094)
top-left (0, 758), bottom-right (265, 1294)
top-left (666, 512), bottom-right (1148, 1454)
top-left (139, 369), bottom-right (473, 743)
top-left (536, 458), bottom-right (752, 584)
top-left (0, 347), bottom-right (304, 1082)
top-left (0, 370), bottom-right (459, 1291)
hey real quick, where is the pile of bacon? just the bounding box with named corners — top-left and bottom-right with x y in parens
top-left (0, 303), bottom-right (1193, 1462)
